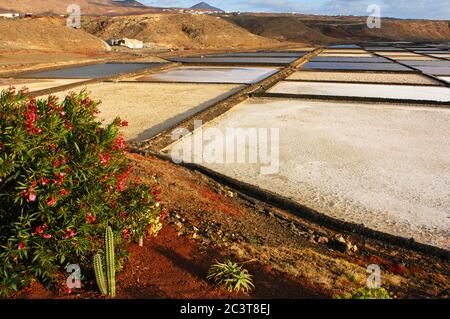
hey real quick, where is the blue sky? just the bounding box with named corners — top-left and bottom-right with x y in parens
top-left (142, 0), bottom-right (450, 19)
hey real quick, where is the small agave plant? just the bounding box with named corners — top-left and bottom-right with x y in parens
top-left (207, 260), bottom-right (254, 293)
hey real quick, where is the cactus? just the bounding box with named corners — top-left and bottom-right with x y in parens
top-left (93, 254), bottom-right (107, 295)
top-left (105, 226), bottom-right (116, 298)
top-left (93, 226), bottom-right (116, 298)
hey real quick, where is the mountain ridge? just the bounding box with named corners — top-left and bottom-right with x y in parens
top-left (0, 0), bottom-right (157, 15)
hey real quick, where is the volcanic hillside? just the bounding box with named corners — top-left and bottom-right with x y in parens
top-left (225, 14), bottom-right (450, 44)
top-left (0, 0), bottom-right (157, 15)
top-left (82, 14), bottom-right (280, 50)
top-left (0, 17), bottom-right (110, 52)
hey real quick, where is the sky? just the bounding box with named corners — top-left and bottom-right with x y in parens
top-left (143, 0), bottom-right (450, 19)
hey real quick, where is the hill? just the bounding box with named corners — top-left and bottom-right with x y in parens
top-left (225, 14), bottom-right (450, 44)
top-left (190, 2), bottom-right (224, 12)
top-left (82, 13), bottom-right (280, 50)
top-left (224, 15), bottom-right (335, 44)
top-left (0, 0), bottom-right (158, 15)
top-left (0, 17), bottom-right (110, 52)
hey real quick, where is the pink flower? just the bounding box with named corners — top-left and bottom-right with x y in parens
top-left (112, 136), bottom-right (127, 151)
top-left (18, 242), bottom-right (26, 250)
top-left (65, 228), bottom-right (76, 239)
top-left (40, 177), bottom-right (51, 186)
top-left (122, 228), bottom-right (130, 239)
top-left (33, 224), bottom-right (48, 236)
top-left (28, 194), bottom-right (37, 202)
top-left (99, 153), bottom-right (110, 167)
top-left (86, 213), bottom-right (96, 224)
top-left (100, 175), bottom-right (109, 183)
top-left (119, 211), bottom-right (126, 220)
top-left (43, 234), bottom-right (52, 239)
top-left (65, 122), bottom-right (73, 131)
top-left (59, 189), bottom-right (68, 196)
top-left (53, 172), bottom-right (65, 186)
top-left (120, 120), bottom-right (128, 127)
top-left (47, 197), bottom-right (57, 207)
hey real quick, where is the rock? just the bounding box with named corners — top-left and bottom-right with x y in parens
top-left (298, 231), bottom-right (309, 237)
top-left (328, 235), bottom-right (358, 253)
top-left (336, 235), bottom-right (346, 244)
top-left (329, 238), bottom-right (348, 253)
top-left (318, 236), bottom-right (329, 244)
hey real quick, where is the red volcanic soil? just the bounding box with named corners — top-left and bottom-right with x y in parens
top-left (116, 225), bottom-right (322, 299)
top-left (14, 223), bottom-right (324, 299)
top-left (13, 153), bottom-right (448, 299)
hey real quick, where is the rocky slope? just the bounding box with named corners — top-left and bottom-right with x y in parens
top-left (0, 17), bottom-right (110, 52)
top-left (0, 0), bottom-right (156, 15)
top-left (225, 14), bottom-right (450, 44)
top-left (81, 14), bottom-right (280, 50)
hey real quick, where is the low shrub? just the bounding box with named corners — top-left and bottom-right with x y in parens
top-left (335, 287), bottom-right (396, 299)
top-left (0, 87), bottom-right (163, 296)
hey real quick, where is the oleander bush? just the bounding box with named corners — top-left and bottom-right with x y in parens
top-left (0, 87), bottom-right (163, 297)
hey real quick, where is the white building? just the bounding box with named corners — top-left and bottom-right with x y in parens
top-left (107, 38), bottom-right (144, 49)
top-left (0, 12), bottom-right (20, 19)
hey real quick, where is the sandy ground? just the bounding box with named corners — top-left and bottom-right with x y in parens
top-left (430, 54), bottom-right (450, 59)
top-left (286, 71), bottom-right (439, 85)
top-left (364, 48), bottom-right (407, 51)
top-left (268, 81), bottom-right (450, 102)
top-left (133, 66), bottom-right (280, 84)
top-left (20, 63), bottom-right (165, 79)
top-left (311, 57), bottom-right (391, 63)
top-left (0, 52), bottom-right (96, 67)
top-left (166, 98), bottom-right (450, 249)
top-left (279, 47), bottom-right (316, 52)
top-left (0, 78), bottom-right (86, 92)
top-left (169, 57), bottom-right (297, 65)
top-left (302, 62), bottom-right (412, 72)
top-left (323, 49), bottom-right (369, 54)
top-left (210, 52), bottom-right (305, 58)
top-left (51, 82), bottom-right (244, 142)
top-left (318, 53), bottom-right (375, 57)
top-left (375, 52), bottom-right (424, 57)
